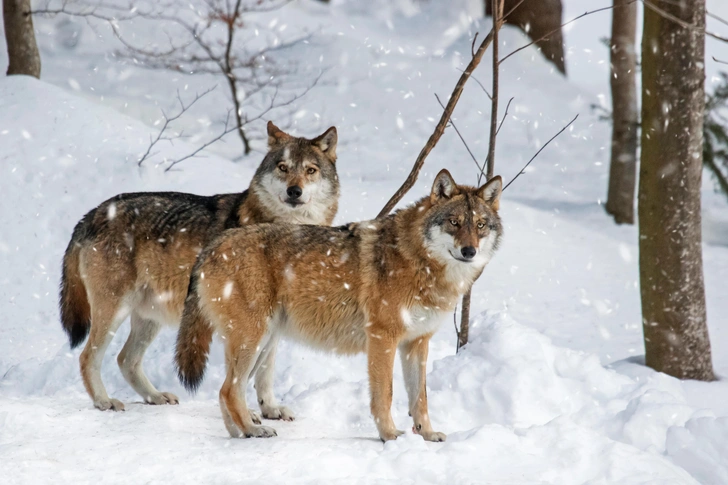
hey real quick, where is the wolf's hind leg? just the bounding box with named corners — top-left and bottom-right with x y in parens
top-left (118, 312), bottom-right (179, 405)
top-left (80, 302), bottom-right (130, 411)
top-left (220, 327), bottom-right (277, 438)
top-left (253, 336), bottom-right (294, 421)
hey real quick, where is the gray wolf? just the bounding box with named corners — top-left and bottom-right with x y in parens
top-left (59, 121), bottom-right (339, 411)
top-left (175, 169), bottom-right (503, 441)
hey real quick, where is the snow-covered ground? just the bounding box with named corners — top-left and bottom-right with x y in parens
top-left (1, 0), bottom-right (728, 483)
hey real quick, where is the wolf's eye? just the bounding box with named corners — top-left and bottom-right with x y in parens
top-left (449, 219), bottom-right (458, 226)
top-left (307, 167), bottom-right (317, 175)
top-left (477, 222), bottom-right (485, 229)
top-left (278, 164), bottom-right (288, 173)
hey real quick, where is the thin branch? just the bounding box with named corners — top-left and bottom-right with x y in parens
top-left (481, 96), bottom-right (514, 185)
top-left (708, 11), bottom-right (728, 29)
top-left (164, 111), bottom-right (238, 172)
top-left (138, 86), bottom-right (217, 166)
top-left (503, 114), bottom-right (579, 191)
top-left (713, 56), bottom-right (728, 66)
top-left (499, 2), bottom-right (638, 66)
top-left (456, 68), bottom-right (491, 100)
top-left (497, 97), bottom-right (514, 136)
top-left (434, 94), bottom-right (482, 175)
top-left (377, 29), bottom-right (495, 218)
top-left (641, 0), bottom-right (728, 43)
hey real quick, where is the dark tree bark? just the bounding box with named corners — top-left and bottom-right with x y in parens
top-left (639, 0), bottom-right (714, 380)
top-left (486, 0), bottom-right (566, 75)
top-left (3, 0), bottom-right (41, 78)
top-left (605, 0), bottom-right (638, 224)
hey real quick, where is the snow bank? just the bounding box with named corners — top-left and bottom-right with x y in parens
top-left (4, 308), bottom-right (726, 483)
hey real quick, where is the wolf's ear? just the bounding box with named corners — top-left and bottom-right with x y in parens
top-left (430, 169), bottom-right (458, 203)
top-left (312, 126), bottom-right (337, 161)
top-left (476, 176), bottom-right (503, 210)
top-left (267, 121), bottom-right (291, 148)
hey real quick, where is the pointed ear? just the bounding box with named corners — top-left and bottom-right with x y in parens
top-left (476, 176), bottom-right (503, 210)
top-left (312, 126), bottom-right (337, 161)
top-left (430, 169), bottom-right (458, 204)
top-left (267, 121), bottom-right (291, 148)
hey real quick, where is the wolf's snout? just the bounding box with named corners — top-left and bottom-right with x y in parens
top-left (287, 186), bottom-right (303, 200)
top-left (460, 246), bottom-right (476, 260)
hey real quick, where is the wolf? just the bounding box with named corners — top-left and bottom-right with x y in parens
top-left (175, 169), bottom-right (503, 441)
top-left (59, 121), bottom-right (340, 412)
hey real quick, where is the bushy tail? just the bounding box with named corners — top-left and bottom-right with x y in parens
top-left (59, 213), bottom-right (95, 348)
top-left (176, 273), bottom-right (213, 393)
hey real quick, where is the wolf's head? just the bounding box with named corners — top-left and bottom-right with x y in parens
top-left (251, 121), bottom-right (340, 225)
top-left (422, 169), bottom-right (503, 277)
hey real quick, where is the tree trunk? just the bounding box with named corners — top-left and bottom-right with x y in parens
top-left (605, 0), bottom-right (638, 224)
top-left (486, 0), bottom-right (566, 75)
top-left (639, 0), bottom-right (714, 380)
top-left (3, 0), bottom-right (41, 78)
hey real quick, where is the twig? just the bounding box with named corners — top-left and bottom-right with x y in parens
top-left (714, 56), bottom-right (728, 66)
top-left (499, 2), bottom-right (638, 66)
top-left (164, 110), bottom-right (238, 172)
top-left (497, 97), bottom-right (514, 136)
top-left (708, 11), bottom-right (728, 29)
top-left (377, 29), bottom-right (495, 218)
top-left (434, 94), bottom-right (482, 177)
top-left (456, 68), bottom-right (491, 100)
top-left (138, 86), bottom-right (217, 166)
top-left (502, 114), bottom-right (579, 191)
top-left (641, 1), bottom-right (728, 43)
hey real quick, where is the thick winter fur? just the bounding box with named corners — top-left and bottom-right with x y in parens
top-left (59, 121), bottom-right (339, 412)
top-left (176, 170), bottom-right (503, 441)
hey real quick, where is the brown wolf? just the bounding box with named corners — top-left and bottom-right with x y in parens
top-left (176, 169), bottom-right (503, 441)
top-left (59, 121), bottom-right (339, 412)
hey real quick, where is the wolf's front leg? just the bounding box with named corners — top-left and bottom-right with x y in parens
top-left (399, 335), bottom-right (446, 442)
top-left (367, 331), bottom-right (403, 441)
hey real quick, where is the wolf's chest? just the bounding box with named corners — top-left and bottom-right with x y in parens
top-left (401, 305), bottom-right (451, 340)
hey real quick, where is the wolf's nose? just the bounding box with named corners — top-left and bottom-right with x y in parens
top-left (461, 246), bottom-right (476, 260)
top-left (287, 186), bottom-right (303, 199)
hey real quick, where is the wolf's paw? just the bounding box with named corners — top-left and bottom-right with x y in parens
top-left (379, 428), bottom-right (405, 442)
top-left (250, 410), bottom-right (262, 425)
top-left (94, 398), bottom-right (125, 412)
top-left (417, 429), bottom-right (447, 442)
top-left (261, 405), bottom-right (295, 421)
top-left (243, 425), bottom-right (277, 438)
top-left (145, 392), bottom-right (179, 406)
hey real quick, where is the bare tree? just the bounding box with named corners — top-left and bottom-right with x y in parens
top-left (605, 0), bottom-right (638, 224)
top-left (35, 0), bottom-right (320, 156)
top-left (4, 0), bottom-right (41, 77)
top-left (486, 0), bottom-right (566, 75)
top-left (639, 0), bottom-right (714, 380)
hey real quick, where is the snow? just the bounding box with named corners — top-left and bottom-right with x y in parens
top-left (1, 0), bottom-right (728, 483)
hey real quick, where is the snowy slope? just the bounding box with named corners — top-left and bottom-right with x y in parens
top-left (2, 0), bottom-right (728, 483)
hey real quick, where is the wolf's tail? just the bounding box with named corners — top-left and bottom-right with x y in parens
top-left (59, 211), bottom-right (95, 348)
top-left (176, 272), bottom-right (213, 393)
